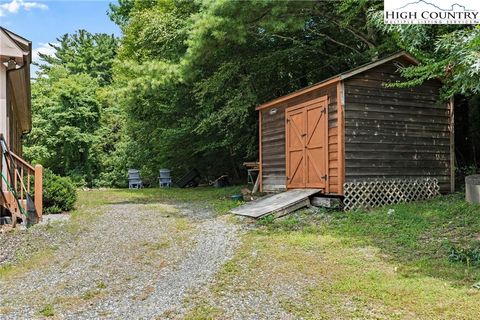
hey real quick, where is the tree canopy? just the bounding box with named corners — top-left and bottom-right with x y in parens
top-left (37, 30), bottom-right (118, 86)
top-left (26, 30), bottom-right (124, 186)
top-left (109, 0), bottom-right (398, 181)
top-left (26, 0), bottom-right (480, 186)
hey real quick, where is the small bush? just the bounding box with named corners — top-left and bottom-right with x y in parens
top-left (449, 244), bottom-right (480, 266)
top-left (42, 169), bottom-right (77, 214)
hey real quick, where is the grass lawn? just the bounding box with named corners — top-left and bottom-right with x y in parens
top-left (257, 192), bottom-right (480, 286)
top-left (75, 186), bottom-right (244, 214)
top-left (205, 192), bottom-right (480, 319)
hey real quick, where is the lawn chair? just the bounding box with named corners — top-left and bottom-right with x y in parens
top-left (128, 169), bottom-right (143, 189)
top-left (158, 169), bottom-right (172, 187)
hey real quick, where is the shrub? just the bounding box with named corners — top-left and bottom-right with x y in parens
top-left (448, 244), bottom-right (480, 267)
top-left (41, 169), bottom-right (77, 214)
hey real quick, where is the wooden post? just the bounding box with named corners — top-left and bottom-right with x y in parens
top-left (449, 97), bottom-right (455, 193)
top-left (258, 111), bottom-right (263, 192)
top-left (324, 98), bottom-right (330, 194)
top-left (34, 164), bottom-right (43, 221)
top-left (336, 82), bottom-right (345, 195)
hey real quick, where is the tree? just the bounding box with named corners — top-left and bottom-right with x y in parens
top-left (110, 0), bottom-right (397, 181)
top-left (28, 31), bottom-right (124, 186)
top-left (37, 30), bottom-right (118, 86)
top-left (369, 11), bottom-right (479, 97)
top-left (25, 67), bottom-right (101, 184)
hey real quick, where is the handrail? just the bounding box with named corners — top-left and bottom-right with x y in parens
top-left (9, 151), bottom-right (34, 171)
top-left (5, 151), bottom-right (34, 195)
top-left (0, 134), bottom-right (43, 225)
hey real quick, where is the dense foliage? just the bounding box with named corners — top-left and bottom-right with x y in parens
top-left (370, 16), bottom-right (480, 97)
top-left (26, 68), bottom-right (101, 183)
top-left (27, 0), bottom-right (480, 187)
top-left (109, 0), bottom-right (396, 181)
top-left (27, 30), bottom-right (126, 187)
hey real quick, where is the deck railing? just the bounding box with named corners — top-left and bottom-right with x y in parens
top-left (7, 151), bottom-right (43, 221)
top-left (0, 134), bottom-right (42, 226)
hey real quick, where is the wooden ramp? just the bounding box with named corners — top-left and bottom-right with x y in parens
top-left (231, 189), bottom-right (321, 218)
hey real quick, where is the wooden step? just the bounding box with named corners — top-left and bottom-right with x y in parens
top-left (0, 191), bottom-right (27, 227)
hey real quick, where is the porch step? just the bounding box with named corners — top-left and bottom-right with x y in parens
top-left (0, 216), bottom-right (12, 225)
top-left (230, 189), bottom-right (321, 218)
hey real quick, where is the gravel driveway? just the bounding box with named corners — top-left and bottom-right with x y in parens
top-left (0, 202), bottom-right (240, 319)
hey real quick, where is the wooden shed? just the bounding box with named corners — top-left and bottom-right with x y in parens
top-left (257, 52), bottom-right (454, 196)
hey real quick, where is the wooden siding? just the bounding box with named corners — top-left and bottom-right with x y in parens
top-left (260, 84), bottom-right (339, 193)
top-left (343, 59), bottom-right (451, 192)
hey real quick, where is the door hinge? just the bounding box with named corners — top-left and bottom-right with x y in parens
top-left (321, 174), bottom-right (328, 180)
top-left (321, 108), bottom-right (326, 115)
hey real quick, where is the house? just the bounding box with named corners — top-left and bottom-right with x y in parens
top-left (257, 52), bottom-right (453, 199)
top-left (0, 27), bottom-right (42, 227)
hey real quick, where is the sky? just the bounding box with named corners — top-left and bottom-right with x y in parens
top-left (0, 0), bottom-right (121, 75)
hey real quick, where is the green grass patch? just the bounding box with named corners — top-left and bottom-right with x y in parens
top-left (202, 193), bottom-right (480, 318)
top-left (0, 248), bottom-right (54, 280)
top-left (76, 186), bottom-right (243, 214)
top-left (257, 193), bottom-right (480, 286)
top-left (213, 224), bottom-right (480, 318)
top-left (82, 289), bottom-right (102, 300)
top-left (323, 193), bottom-right (480, 285)
top-left (184, 301), bottom-right (222, 320)
top-left (38, 304), bottom-right (55, 317)
top-left (96, 281), bottom-right (107, 289)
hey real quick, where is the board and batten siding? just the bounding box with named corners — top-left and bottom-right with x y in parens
top-left (343, 59), bottom-right (452, 192)
top-left (260, 84), bottom-right (340, 193)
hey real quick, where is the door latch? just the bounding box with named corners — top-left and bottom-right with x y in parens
top-left (321, 174), bottom-right (328, 180)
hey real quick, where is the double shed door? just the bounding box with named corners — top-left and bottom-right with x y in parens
top-left (285, 96), bottom-right (328, 189)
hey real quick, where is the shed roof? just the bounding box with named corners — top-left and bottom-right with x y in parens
top-left (256, 51), bottom-right (419, 111)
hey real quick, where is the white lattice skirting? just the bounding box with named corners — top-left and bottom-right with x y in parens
top-left (343, 178), bottom-right (440, 211)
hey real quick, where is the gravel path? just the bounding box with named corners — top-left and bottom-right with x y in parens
top-left (0, 214), bottom-right (70, 266)
top-left (0, 202), bottom-right (240, 319)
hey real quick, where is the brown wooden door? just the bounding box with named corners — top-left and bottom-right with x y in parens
top-left (286, 97), bottom-right (328, 189)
